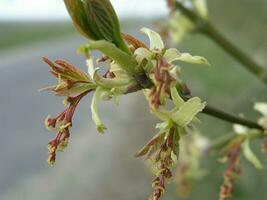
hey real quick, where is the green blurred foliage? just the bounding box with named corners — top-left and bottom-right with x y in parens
top-left (163, 1), bottom-right (267, 199)
top-left (0, 22), bottom-right (74, 52)
top-left (0, 0), bottom-right (267, 199)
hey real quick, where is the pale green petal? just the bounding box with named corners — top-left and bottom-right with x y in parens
top-left (153, 109), bottom-right (172, 122)
top-left (193, 0), bottom-right (209, 20)
top-left (169, 65), bottom-right (181, 79)
top-left (242, 139), bottom-right (263, 169)
top-left (86, 56), bottom-right (96, 80)
top-left (91, 87), bottom-right (107, 134)
top-left (178, 53), bottom-right (210, 65)
top-left (164, 48), bottom-right (181, 63)
top-left (170, 87), bottom-right (184, 107)
top-left (254, 102), bottom-right (267, 117)
top-left (109, 62), bottom-right (130, 78)
top-left (233, 124), bottom-right (248, 135)
top-left (156, 121), bottom-right (173, 133)
top-left (172, 97), bottom-right (206, 127)
top-left (164, 48), bottom-right (209, 65)
top-left (258, 117), bottom-right (267, 129)
top-left (140, 27), bottom-right (164, 50)
top-left (93, 70), bottom-right (133, 89)
top-left (134, 47), bottom-right (153, 63)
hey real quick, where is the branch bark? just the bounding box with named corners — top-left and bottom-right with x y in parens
top-left (174, 1), bottom-right (267, 85)
top-left (125, 83), bottom-right (263, 131)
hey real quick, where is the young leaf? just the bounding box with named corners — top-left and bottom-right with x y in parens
top-left (64, 0), bottom-right (130, 53)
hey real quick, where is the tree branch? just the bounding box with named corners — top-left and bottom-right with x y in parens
top-left (125, 83), bottom-right (263, 131)
top-left (174, 1), bottom-right (267, 85)
top-left (203, 106), bottom-right (263, 130)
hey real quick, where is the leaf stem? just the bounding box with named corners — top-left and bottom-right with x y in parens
top-left (174, 1), bottom-right (267, 84)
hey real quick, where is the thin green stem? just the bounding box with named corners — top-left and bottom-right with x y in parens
top-left (126, 83), bottom-right (263, 131)
top-left (202, 23), bottom-right (267, 82)
top-left (203, 106), bottom-right (263, 131)
top-left (174, 1), bottom-right (267, 85)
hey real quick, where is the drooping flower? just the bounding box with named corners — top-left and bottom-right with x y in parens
top-left (219, 140), bottom-right (242, 200)
top-left (42, 58), bottom-right (95, 165)
top-left (136, 86), bottom-right (206, 200)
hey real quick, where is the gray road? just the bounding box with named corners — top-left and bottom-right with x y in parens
top-left (0, 36), bottom-right (156, 200)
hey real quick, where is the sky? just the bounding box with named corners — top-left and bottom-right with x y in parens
top-left (0, 0), bottom-right (168, 21)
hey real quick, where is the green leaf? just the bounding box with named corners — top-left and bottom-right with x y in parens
top-left (64, 0), bottom-right (130, 53)
top-left (172, 97), bottom-right (206, 127)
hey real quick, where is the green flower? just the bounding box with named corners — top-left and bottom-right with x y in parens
top-left (134, 28), bottom-right (209, 110)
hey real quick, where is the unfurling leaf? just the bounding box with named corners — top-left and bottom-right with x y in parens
top-left (64, 0), bottom-right (130, 53)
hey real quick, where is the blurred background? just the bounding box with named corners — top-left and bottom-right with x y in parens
top-left (0, 0), bottom-right (267, 199)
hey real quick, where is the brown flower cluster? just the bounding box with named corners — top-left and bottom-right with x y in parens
top-left (219, 142), bottom-right (242, 200)
top-left (136, 127), bottom-right (179, 200)
top-left (149, 56), bottom-right (175, 110)
top-left (43, 58), bottom-right (94, 165)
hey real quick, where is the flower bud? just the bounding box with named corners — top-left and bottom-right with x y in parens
top-left (64, 0), bottom-right (130, 53)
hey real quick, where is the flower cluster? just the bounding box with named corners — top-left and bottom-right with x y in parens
top-left (42, 28), bottom-right (208, 200)
top-left (129, 29), bottom-right (208, 199)
top-left (39, 1), bottom-right (267, 200)
top-left (136, 127), bottom-right (178, 200)
top-left (219, 140), bottom-right (242, 200)
top-left (42, 58), bottom-right (95, 165)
